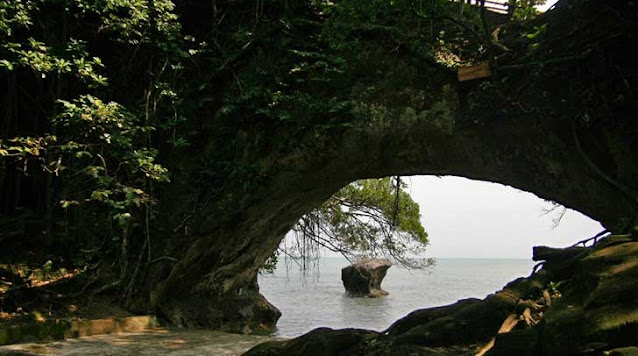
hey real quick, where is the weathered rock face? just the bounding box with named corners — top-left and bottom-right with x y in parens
top-left (243, 328), bottom-right (379, 356)
top-left (341, 259), bottom-right (391, 297)
top-left (145, 0), bottom-right (638, 332)
top-left (245, 234), bottom-right (638, 356)
top-left (537, 236), bottom-right (638, 356)
top-left (153, 275), bottom-right (281, 334)
top-left (609, 347), bottom-right (638, 356)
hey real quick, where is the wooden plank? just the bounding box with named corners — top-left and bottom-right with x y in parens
top-left (484, 0), bottom-right (507, 5)
top-left (484, 2), bottom-right (508, 9)
top-left (457, 62), bottom-right (491, 81)
top-left (485, 6), bottom-right (508, 10)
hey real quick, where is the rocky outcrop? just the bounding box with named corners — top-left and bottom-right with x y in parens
top-left (609, 347), bottom-right (638, 356)
top-left (245, 234), bottom-right (638, 355)
top-left (537, 235), bottom-right (638, 356)
top-left (144, 0), bottom-right (638, 331)
top-left (155, 275), bottom-right (281, 334)
top-left (243, 328), bottom-right (379, 356)
top-left (341, 259), bottom-right (391, 297)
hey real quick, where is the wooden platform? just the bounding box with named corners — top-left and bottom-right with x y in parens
top-left (458, 62), bottom-right (491, 81)
top-left (458, 0), bottom-right (514, 15)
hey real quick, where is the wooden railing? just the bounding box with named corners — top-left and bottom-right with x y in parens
top-left (458, 0), bottom-right (517, 15)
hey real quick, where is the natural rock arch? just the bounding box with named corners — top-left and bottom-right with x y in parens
top-left (148, 94), bottom-right (636, 330)
top-left (0, 0), bottom-right (636, 338)
top-left (142, 0), bottom-right (638, 332)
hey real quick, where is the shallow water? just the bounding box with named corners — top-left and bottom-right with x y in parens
top-left (0, 328), bottom-right (276, 355)
top-left (0, 257), bottom-right (534, 355)
top-left (259, 257), bottom-right (535, 337)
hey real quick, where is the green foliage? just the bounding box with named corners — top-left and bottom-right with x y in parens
top-left (75, 0), bottom-right (181, 44)
top-left (2, 0), bottom-right (562, 293)
top-left (0, 136), bottom-right (55, 158)
top-left (260, 253), bottom-right (279, 275)
top-left (53, 95), bottom-right (168, 217)
top-left (512, 0), bottom-right (546, 21)
top-left (0, 0), bottom-right (181, 220)
top-left (285, 177), bottom-right (430, 269)
top-left (548, 280), bottom-right (562, 298)
top-left (3, 0), bottom-right (470, 281)
top-left (214, 18), bottom-right (352, 134)
top-left (0, 0), bottom-right (36, 37)
top-left (0, 94), bottom-right (169, 236)
top-left (1, 38), bottom-right (107, 86)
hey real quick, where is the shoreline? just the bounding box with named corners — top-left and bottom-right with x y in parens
top-left (0, 327), bottom-right (280, 356)
top-left (0, 315), bottom-right (159, 346)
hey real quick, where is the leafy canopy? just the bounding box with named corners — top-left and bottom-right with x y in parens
top-left (281, 177), bottom-right (431, 269)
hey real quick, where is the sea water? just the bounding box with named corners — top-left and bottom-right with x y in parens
top-left (0, 258), bottom-right (536, 355)
top-left (259, 257), bottom-right (535, 337)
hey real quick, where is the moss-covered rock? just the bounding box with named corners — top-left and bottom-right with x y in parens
top-left (540, 237), bottom-right (638, 355)
top-left (609, 347), bottom-right (638, 356)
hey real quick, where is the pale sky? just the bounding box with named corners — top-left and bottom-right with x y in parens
top-left (406, 176), bottom-right (603, 259)
top-left (536, 0), bottom-right (559, 12)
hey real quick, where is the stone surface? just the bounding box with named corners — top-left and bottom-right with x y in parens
top-left (0, 328), bottom-right (277, 355)
top-left (540, 236), bottom-right (638, 356)
top-left (154, 275), bottom-right (281, 334)
top-left (485, 328), bottom-right (539, 356)
top-left (244, 234), bottom-right (638, 356)
top-left (143, 0), bottom-right (638, 330)
top-left (244, 326), bottom-right (481, 356)
top-left (609, 347), bottom-right (638, 356)
top-left (341, 259), bottom-right (391, 297)
top-left (243, 328), bottom-right (378, 356)
top-left (0, 316), bottom-right (159, 346)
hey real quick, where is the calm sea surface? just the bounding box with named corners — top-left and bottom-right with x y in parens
top-left (0, 258), bottom-right (535, 355)
top-left (259, 257), bottom-right (535, 337)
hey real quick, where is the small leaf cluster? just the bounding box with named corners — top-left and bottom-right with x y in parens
top-left (53, 95), bottom-right (168, 227)
top-left (1, 38), bottom-right (107, 86)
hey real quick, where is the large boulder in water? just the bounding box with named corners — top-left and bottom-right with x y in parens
top-left (341, 258), bottom-right (391, 297)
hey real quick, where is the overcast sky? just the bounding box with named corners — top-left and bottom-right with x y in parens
top-left (537, 0), bottom-right (559, 12)
top-left (406, 176), bottom-right (603, 259)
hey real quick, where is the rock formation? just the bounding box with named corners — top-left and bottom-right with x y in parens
top-left (245, 233), bottom-right (638, 356)
top-left (341, 259), bottom-right (391, 297)
top-left (147, 0), bottom-right (638, 329)
top-left (2, 0), bottom-right (636, 334)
